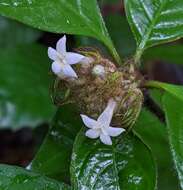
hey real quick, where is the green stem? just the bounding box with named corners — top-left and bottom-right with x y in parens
top-left (134, 49), bottom-right (143, 65)
top-left (104, 37), bottom-right (122, 66)
top-left (111, 46), bottom-right (122, 66)
top-left (145, 80), bottom-right (164, 89)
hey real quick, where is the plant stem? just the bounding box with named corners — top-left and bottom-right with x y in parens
top-left (145, 80), bottom-right (164, 89)
top-left (104, 37), bottom-right (122, 66)
top-left (134, 50), bottom-right (143, 65)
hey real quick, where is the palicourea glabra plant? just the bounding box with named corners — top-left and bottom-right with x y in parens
top-left (0, 0), bottom-right (183, 190)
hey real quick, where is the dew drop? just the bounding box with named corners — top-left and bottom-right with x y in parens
top-left (23, 179), bottom-right (29, 184)
top-left (128, 175), bottom-right (142, 185)
top-left (27, 0), bottom-right (33, 4)
top-left (13, 2), bottom-right (18, 6)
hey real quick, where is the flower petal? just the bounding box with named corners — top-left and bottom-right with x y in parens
top-left (85, 129), bottom-right (100, 139)
top-left (48, 47), bottom-right (57, 61)
top-left (80, 114), bottom-right (97, 129)
top-left (51, 61), bottom-right (62, 74)
top-left (80, 57), bottom-right (93, 64)
top-left (107, 127), bottom-right (125, 137)
top-left (66, 52), bottom-right (85, 65)
top-left (100, 134), bottom-right (112, 145)
top-left (62, 64), bottom-right (78, 78)
top-left (97, 99), bottom-right (116, 127)
top-left (56, 35), bottom-right (66, 53)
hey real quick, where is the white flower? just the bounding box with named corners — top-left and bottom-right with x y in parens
top-left (81, 99), bottom-right (125, 145)
top-left (48, 35), bottom-right (85, 79)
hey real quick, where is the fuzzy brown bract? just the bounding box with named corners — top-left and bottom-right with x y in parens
top-left (52, 48), bottom-right (144, 129)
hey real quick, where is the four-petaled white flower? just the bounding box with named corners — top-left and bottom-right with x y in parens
top-left (81, 99), bottom-right (125, 145)
top-left (48, 35), bottom-right (85, 79)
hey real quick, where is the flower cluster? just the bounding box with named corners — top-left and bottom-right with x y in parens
top-left (48, 36), bottom-right (140, 145)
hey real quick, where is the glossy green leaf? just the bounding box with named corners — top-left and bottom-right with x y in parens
top-left (144, 44), bottom-right (183, 65)
top-left (0, 0), bottom-right (120, 63)
top-left (0, 16), bottom-right (41, 48)
top-left (147, 81), bottom-right (183, 102)
top-left (149, 89), bottom-right (164, 110)
top-left (0, 164), bottom-right (70, 190)
top-left (31, 104), bottom-right (82, 183)
top-left (71, 128), bottom-right (156, 190)
top-left (147, 81), bottom-right (183, 189)
top-left (163, 93), bottom-right (183, 189)
top-left (124, 0), bottom-right (183, 61)
top-left (135, 108), bottom-right (179, 190)
top-left (0, 44), bottom-right (55, 129)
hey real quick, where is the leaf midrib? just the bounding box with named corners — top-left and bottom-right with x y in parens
top-left (112, 146), bottom-right (121, 190)
top-left (137, 1), bottom-right (167, 54)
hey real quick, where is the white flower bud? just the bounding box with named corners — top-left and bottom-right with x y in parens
top-left (92, 64), bottom-right (106, 78)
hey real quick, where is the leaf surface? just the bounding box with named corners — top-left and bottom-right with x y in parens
top-left (144, 44), bottom-right (183, 65)
top-left (0, 44), bottom-right (55, 129)
top-left (135, 108), bottom-right (179, 190)
top-left (124, 0), bottom-right (183, 60)
top-left (0, 0), bottom-right (120, 62)
top-left (0, 164), bottom-right (70, 190)
top-left (163, 93), bottom-right (183, 189)
top-left (0, 16), bottom-right (41, 48)
top-left (71, 128), bottom-right (156, 190)
top-left (31, 104), bottom-right (82, 183)
top-left (147, 81), bottom-right (183, 189)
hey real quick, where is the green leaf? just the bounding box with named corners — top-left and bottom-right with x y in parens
top-left (0, 164), bottom-right (70, 190)
top-left (146, 81), bottom-right (183, 102)
top-left (163, 93), bottom-right (183, 189)
top-left (0, 44), bottom-right (55, 129)
top-left (144, 44), bottom-right (183, 65)
top-left (31, 104), bottom-right (82, 183)
top-left (149, 89), bottom-right (164, 110)
top-left (147, 81), bottom-right (183, 189)
top-left (71, 128), bottom-right (156, 190)
top-left (0, 16), bottom-right (41, 48)
top-left (124, 0), bottom-right (183, 61)
top-left (135, 108), bottom-right (179, 190)
top-left (0, 0), bottom-right (120, 63)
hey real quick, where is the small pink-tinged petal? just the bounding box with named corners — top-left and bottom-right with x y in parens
top-left (100, 134), bottom-right (112, 145)
top-left (85, 129), bottom-right (100, 139)
top-left (66, 52), bottom-right (85, 65)
top-left (80, 57), bottom-right (94, 64)
top-left (98, 99), bottom-right (117, 127)
top-left (56, 35), bottom-right (66, 53)
top-left (62, 64), bottom-right (78, 78)
top-left (51, 61), bottom-right (62, 74)
top-left (107, 127), bottom-right (125, 137)
top-left (48, 47), bottom-right (57, 61)
top-left (80, 114), bottom-right (97, 129)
